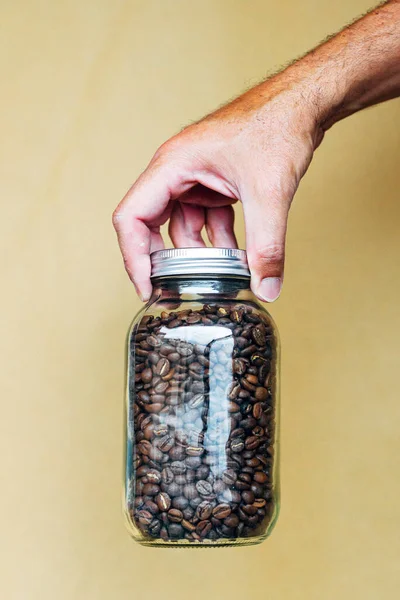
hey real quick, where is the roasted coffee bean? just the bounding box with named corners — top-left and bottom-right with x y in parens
top-left (196, 501), bottom-right (213, 520)
top-left (154, 381), bottom-right (169, 394)
top-left (155, 358), bottom-right (170, 377)
top-left (157, 435), bottom-right (173, 453)
top-left (242, 504), bottom-right (258, 516)
top-left (188, 393), bottom-right (204, 409)
top-left (169, 446), bottom-right (186, 461)
top-left (228, 401), bottom-right (240, 413)
top-left (168, 523), bottom-right (184, 538)
top-left (251, 483), bottom-right (264, 497)
top-left (155, 492), bottom-right (171, 512)
top-left (137, 390), bottom-right (151, 404)
top-left (144, 500), bottom-right (159, 515)
top-left (167, 482), bottom-right (184, 497)
top-left (233, 358), bottom-right (247, 375)
top-left (250, 324), bottom-right (265, 346)
top-left (183, 483), bottom-right (198, 500)
top-left (185, 456), bottom-right (202, 469)
top-left (245, 436), bottom-right (260, 450)
top-left (221, 469), bottom-right (237, 486)
top-left (230, 438), bottom-right (245, 453)
top-left (172, 496), bottom-right (189, 510)
top-left (135, 509), bottom-right (153, 526)
top-left (168, 508), bottom-right (183, 523)
top-left (254, 498), bottom-right (267, 508)
top-left (142, 483), bottom-right (159, 496)
top-left (212, 504), bottom-right (231, 519)
top-left (170, 461), bottom-right (186, 475)
top-left (144, 403), bottom-right (164, 414)
top-left (185, 469), bottom-right (196, 483)
top-left (186, 446), bottom-right (204, 457)
top-left (161, 467), bottom-right (174, 485)
top-left (196, 480), bottom-right (213, 496)
top-left (145, 469), bottom-right (161, 484)
top-left (196, 520), bottom-right (212, 537)
top-left (242, 490), bottom-right (255, 504)
top-left (137, 440), bottom-right (152, 456)
top-left (253, 471), bottom-right (268, 483)
top-left (255, 386), bottom-right (269, 401)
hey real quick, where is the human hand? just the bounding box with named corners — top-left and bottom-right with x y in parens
top-left (113, 71), bottom-right (322, 302)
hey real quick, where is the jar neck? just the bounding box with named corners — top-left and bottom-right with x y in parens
top-left (150, 276), bottom-right (253, 302)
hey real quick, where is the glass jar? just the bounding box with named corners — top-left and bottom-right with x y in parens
top-left (123, 248), bottom-right (280, 547)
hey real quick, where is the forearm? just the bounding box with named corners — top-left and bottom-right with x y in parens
top-left (272, 1), bottom-right (400, 129)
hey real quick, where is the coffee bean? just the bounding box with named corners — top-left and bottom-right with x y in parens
top-left (144, 500), bottom-right (159, 515)
top-left (170, 461), bottom-right (186, 475)
top-left (183, 484), bottom-right (198, 500)
top-left (254, 498), bottom-right (266, 508)
top-left (253, 471), bottom-right (268, 483)
top-left (188, 393), bottom-right (204, 408)
top-left (186, 446), bottom-right (204, 457)
top-left (196, 501), bottom-right (213, 520)
top-left (158, 435), bottom-right (174, 452)
top-left (155, 492), bottom-right (171, 512)
top-left (221, 469), bottom-right (237, 485)
top-left (137, 440), bottom-right (151, 456)
top-left (224, 514), bottom-right (239, 528)
top-left (212, 504), bottom-right (232, 519)
top-left (181, 518), bottom-right (196, 532)
top-left (255, 386), bottom-right (269, 401)
top-left (169, 446), bottom-right (186, 461)
top-left (172, 496), bottom-right (189, 510)
top-left (196, 520), bottom-right (212, 537)
top-left (185, 456), bottom-right (202, 469)
top-left (182, 506), bottom-right (195, 520)
top-left (252, 324), bottom-right (267, 346)
top-left (230, 439), bottom-right (245, 453)
top-left (242, 504), bottom-right (258, 516)
top-left (196, 480), bottom-right (213, 496)
top-left (242, 490), bottom-right (255, 504)
top-left (245, 436), bottom-right (260, 450)
top-left (166, 482), bottom-right (183, 497)
top-left (168, 523), bottom-right (184, 538)
top-left (145, 469), bottom-right (161, 484)
top-left (154, 381), bottom-right (169, 394)
top-left (168, 508), bottom-right (183, 523)
top-left (155, 357), bottom-right (170, 377)
top-left (148, 519), bottom-right (162, 537)
top-left (233, 358), bottom-right (247, 375)
top-left (161, 467), bottom-right (174, 485)
top-left (186, 469), bottom-right (196, 483)
top-left (135, 509), bottom-right (153, 525)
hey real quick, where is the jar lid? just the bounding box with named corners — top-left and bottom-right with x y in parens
top-left (150, 248), bottom-right (250, 278)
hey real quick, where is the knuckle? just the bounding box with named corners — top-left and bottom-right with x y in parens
top-left (152, 136), bottom-right (183, 164)
top-left (112, 207), bottom-right (124, 229)
top-left (248, 243), bottom-right (285, 269)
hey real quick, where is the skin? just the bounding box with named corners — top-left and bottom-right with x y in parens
top-left (113, 0), bottom-right (400, 302)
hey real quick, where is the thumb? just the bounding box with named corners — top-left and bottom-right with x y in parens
top-left (242, 188), bottom-right (289, 302)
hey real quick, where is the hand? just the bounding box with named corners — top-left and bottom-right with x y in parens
top-left (113, 72), bottom-right (323, 302)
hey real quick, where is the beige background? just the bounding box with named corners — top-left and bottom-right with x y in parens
top-left (1, 0), bottom-right (399, 598)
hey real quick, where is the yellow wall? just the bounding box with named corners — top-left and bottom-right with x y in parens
top-left (1, 1), bottom-right (399, 598)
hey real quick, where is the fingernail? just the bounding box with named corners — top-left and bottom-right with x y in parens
top-left (257, 277), bottom-right (282, 302)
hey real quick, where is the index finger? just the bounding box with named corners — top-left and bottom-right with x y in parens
top-left (112, 160), bottom-right (195, 300)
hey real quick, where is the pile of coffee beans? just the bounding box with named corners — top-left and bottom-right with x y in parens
top-left (127, 303), bottom-right (276, 543)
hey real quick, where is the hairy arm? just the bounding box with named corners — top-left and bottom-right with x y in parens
top-left (113, 0), bottom-right (400, 301)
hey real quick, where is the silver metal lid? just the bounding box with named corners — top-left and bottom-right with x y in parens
top-left (150, 248), bottom-right (250, 278)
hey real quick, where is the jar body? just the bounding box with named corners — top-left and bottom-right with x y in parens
top-left (124, 277), bottom-right (280, 547)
